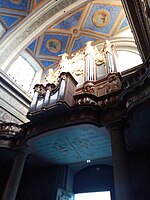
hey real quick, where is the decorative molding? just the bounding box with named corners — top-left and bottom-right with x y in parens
top-left (0, 88), bottom-right (28, 115)
top-left (126, 85), bottom-right (150, 111)
top-left (0, 107), bottom-right (22, 124)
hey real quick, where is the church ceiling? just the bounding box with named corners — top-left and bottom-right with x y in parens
top-left (27, 124), bottom-right (112, 164)
top-left (0, 0), bottom-right (129, 70)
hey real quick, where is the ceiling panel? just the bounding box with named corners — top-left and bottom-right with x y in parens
top-left (83, 3), bottom-right (122, 35)
top-left (27, 124), bottom-right (112, 164)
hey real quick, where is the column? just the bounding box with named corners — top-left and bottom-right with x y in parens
top-left (2, 151), bottom-right (28, 200)
top-left (110, 123), bottom-right (133, 200)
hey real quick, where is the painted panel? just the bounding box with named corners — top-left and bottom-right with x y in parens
top-left (28, 39), bottom-right (37, 52)
top-left (119, 18), bottom-right (128, 30)
top-left (40, 60), bottom-right (55, 68)
top-left (40, 34), bottom-right (69, 56)
top-left (71, 35), bottom-right (96, 52)
top-left (0, 0), bottom-right (29, 11)
top-left (54, 10), bottom-right (82, 30)
top-left (27, 124), bottom-right (111, 164)
top-left (84, 4), bottom-right (122, 34)
top-left (1, 15), bottom-right (21, 27)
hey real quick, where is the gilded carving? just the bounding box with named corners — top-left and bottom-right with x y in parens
top-left (34, 84), bottom-right (46, 96)
top-left (106, 74), bottom-right (121, 93)
top-left (83, 82), bottom-right (95, 94)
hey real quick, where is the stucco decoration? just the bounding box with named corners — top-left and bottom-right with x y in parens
top-left (0, 108), bottom-right (22, 124)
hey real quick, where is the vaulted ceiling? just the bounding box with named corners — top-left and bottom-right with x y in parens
top-left (0, 0), bottom-right (129, 71)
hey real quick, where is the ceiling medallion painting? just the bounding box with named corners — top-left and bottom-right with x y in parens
top-left (10, 0), bottom-right (23, 4)
top-left (46, 38), bottom-right (62, 53)
top-left (92, 10), bottom-right (110, 28)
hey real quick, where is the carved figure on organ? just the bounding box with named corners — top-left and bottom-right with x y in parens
top-left (106, 74), bottom-right (121, 93)
top-left (45, 68), bottom-right (59, 85)
top-left (59, 53), bottom-right (70, 73)
top-left (71, 51), bottom-right (84, 76)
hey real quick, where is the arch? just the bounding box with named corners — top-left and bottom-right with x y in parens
top-left (6, 50), bottom-right (43, 94)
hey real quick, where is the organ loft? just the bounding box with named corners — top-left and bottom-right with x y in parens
top-left (0, 1), bottom-right (150, 200)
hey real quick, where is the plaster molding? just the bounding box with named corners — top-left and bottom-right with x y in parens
top-left (0, 0), bottom-right (89, 71)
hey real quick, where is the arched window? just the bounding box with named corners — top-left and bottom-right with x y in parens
top-left (117, 51), bottom-right (142, 72)
top-left (6, 51), bottom-right (43, 95)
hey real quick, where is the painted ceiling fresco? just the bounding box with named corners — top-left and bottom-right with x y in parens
top-left (0, 0), bottom-right (129, 71)
top-left (27, 124), bottom-right (112, 164)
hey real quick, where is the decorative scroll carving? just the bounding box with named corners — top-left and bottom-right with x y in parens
top-left (0, 123), bottom-right (22, 136)
top-left (75, 93), bottom-right (118, 107)
top-left (83, 82), bottom-right (95, 94)
top-left (0, 122), bottom-right (24, 148)
top-left (34, 84), bottom-right (46, 96)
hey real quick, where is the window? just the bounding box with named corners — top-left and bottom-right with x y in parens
top-left (7, 56), bottom-right (36, 92)
top-left (117, 51), bottom-right (142, 72)
top-left (6, 51), bottom-right (43, 95)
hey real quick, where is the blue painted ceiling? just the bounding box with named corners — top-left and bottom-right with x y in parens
top-left (27, 124), bottom-right (112, 164)
top-left (0, 0), bottom-right (129, 71)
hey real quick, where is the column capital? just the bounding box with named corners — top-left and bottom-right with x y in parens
top-left (16, 146), bottom-right (31, 156)
top-left (106, 120), bottom-right (126, 133)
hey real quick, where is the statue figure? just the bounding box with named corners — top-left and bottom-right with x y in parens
top-left (45, 68), bottom-right (58, 84)
top-left (70, 51), bottom-right (84, 76)
top-left (83, 82), bottom-right (95, 94)
top-left (59, 53), bottom-right (70, 73)
top-left (106, 74), bottom-right (121, 93)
